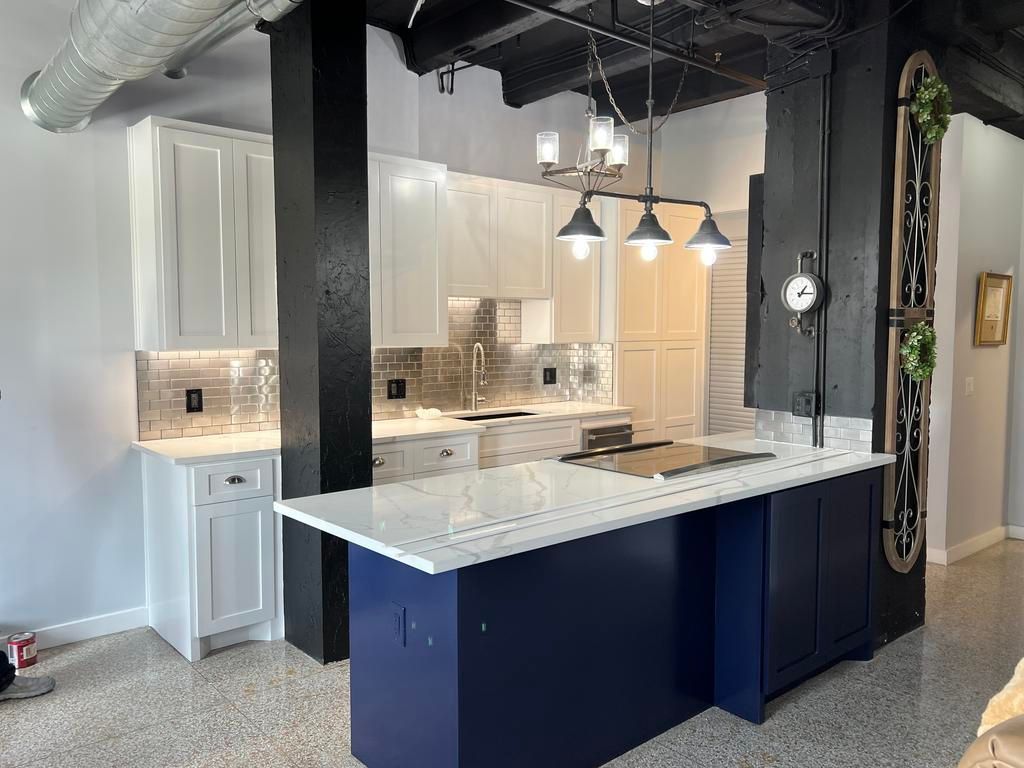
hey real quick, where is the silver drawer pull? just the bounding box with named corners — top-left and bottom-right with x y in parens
top-left (372, 456), bottom-right (386, 467)
top-left (223, 475), bottom-right (246, 486)
top-left (439, 448), bottom-right (454, 458)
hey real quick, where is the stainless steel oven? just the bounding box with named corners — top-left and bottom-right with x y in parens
top-left (581, 423), bottom-right (634, 451)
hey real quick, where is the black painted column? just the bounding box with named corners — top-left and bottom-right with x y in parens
top-left (268, 3), bottom-right (373, 663)
top-left (745, 0), bottom-right (935, 645)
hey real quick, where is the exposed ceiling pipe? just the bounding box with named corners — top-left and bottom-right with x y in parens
top-left (162, 0), bottom-right (303, 80)
top-left (21, 0), bottom-right (302, 134)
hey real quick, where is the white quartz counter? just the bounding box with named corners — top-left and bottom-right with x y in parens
top-left (132, 402), bottom-right (631, 464)
top-left (274, 433), bottom-right (895, 574)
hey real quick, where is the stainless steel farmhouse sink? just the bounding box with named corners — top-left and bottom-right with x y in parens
top-left (455, 411), bottom-right (539, 422)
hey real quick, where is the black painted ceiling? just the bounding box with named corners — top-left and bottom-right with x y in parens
top-left (369, 0), bottom-right (1024, 138)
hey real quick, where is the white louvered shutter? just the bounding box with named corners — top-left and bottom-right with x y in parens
top-left (708, 245), bottom-right (755, 434)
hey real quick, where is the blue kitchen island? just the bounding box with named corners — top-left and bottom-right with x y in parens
top-left (276, 435), bottom-right (894, 768)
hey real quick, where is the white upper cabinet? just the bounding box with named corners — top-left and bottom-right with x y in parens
top-left (370, 156), bottom-right (449, 348)
top-left (521, 191), bottom-right (601, 344)
top-left (447, 174), bottom-right (498, 297)
top-left (233, 140), bottom-right (278, 349)
top-left (130, 117), bottom-right (276, 351)
top-left (497, 183), bottom-right (553, 299)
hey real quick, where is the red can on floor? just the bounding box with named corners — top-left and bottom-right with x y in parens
top-left (7, 632), bottom-right (37, 669)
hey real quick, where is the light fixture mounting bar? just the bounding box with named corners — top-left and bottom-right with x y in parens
top-left (498, 0), bottom-right (766, 90)
top-left (586, 189), bottom-right (712, 218)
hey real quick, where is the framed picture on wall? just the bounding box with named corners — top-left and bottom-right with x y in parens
top-left (974, 272), bottom-right (1013, 346)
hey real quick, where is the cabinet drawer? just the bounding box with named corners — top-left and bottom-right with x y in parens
top-left (192, 459), bottom-right (274, 506)
top-left (371, 444), bottom-right (414, 480)
top-left (479, 419), bottom-right (580, 460)
top-left (413, 435), bottom-right (478, 474)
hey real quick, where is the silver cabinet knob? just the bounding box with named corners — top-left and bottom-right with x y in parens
top-left (224, 475), bottom-right (246, 486)
top-left (372, 456), bottom-right (386, 467)
top-left (439, 448), bottom-right (454, 458)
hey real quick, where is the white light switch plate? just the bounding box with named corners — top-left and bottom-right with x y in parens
top-left (965, 377), bottom-right (975, 396)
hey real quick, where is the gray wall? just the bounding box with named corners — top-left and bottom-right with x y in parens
top-left (0, 1), bottom-right (274, 639)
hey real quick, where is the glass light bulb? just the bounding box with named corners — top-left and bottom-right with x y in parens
top-left (536, 131), bottom-right (559, 166)
top-left (700, 246), bottom-right (717, 266)
top-left (610, 134), bottom-right (629, 166)
top-left (640, 244), bottom-right (659, 262)
top-left (572, 240), bottom-right (591, 260)
top-left (541, 142), bottom-right (555, 162)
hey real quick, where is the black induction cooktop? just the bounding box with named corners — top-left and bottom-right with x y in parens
top-left (557, 441), bottom-right (776, 481)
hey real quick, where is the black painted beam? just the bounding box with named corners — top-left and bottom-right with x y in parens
top-left (269, 0), bottom-right (374, 664)
top-left (971, 0), bottom-right (1024, 33)
top-left (405, 0), bottom-right (593, 75)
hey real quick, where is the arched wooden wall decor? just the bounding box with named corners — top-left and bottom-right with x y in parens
top-left (882, 51), bottom-right (941, 573)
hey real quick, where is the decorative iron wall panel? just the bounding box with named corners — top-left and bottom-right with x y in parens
top-left (882, 52), bottom-right (941, 573)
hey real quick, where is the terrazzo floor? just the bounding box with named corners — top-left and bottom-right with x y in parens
top-left (3, 541), bottom-right (1022, 767)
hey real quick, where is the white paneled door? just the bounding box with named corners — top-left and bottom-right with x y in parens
top-left (551, 192), bottom-right (601, 342)
top-left (448, 175), bottom-right (498, 297)
top-left (233, 140), bottom-right (278, 348)
top-left (661, 339), bottom-right (704, 442)
top-left (497, 183), bottom-right (552, 299)
top-left (376, 160), bottom-right (449, 348)
top-left (157, 128), bottom-right (238, 350)
top-left (616, 341), bottom-right (662, 443)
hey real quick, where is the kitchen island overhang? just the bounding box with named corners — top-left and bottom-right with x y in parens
top-left (275, 436), bottom-right (895, 768)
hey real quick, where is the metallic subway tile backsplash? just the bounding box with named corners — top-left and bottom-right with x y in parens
top-left (137, 299), bottom-right (613, 438)
top-left (136, 349), bottom-right (280, 440)
top-left (754, 409), bottom-right (873, 452)
top-left (372, 298), bottom-right (613, 420)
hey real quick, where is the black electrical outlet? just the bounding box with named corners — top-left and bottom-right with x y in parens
top-left (543, 367), bottom-right (557, 385)
top-left (186, 388), bottom-right (203, 414)
top-left (792, 391), bottom-right (817, 418)
top-left (387, 379), bottom-right (407, 400)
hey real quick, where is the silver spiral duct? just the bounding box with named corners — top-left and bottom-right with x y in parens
top-left (22, 0), bottom-right (301, 134)
top-left (162, 0), bottom-right (303, 79)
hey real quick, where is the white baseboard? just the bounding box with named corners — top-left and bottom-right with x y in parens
top-left (935, 526), bottom-right (1009, 566)
top-left (33, 606), bottom-right (148, 651)
top-left (1008, 526), bottom-right (1024, 540)
top-left (926, 547), bottom-right (949, 565)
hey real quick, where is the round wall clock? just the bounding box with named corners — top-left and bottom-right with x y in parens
top-left (781, 272), bottom-right (825, 314)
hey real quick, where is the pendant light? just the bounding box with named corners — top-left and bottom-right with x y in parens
top-left (533, 0), bottom-right (732, 263)
top-left (624, 0), bottom-right (672, 259)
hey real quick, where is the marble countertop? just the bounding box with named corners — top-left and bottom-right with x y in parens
top-left (132, 402), bottom-right (632, 463)
top-left (275, 433), bottom-right (896, 574)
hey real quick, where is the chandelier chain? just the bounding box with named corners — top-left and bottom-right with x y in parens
top-left (586, 24), bottom-right (690, 136)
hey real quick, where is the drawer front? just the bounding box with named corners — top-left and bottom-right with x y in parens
top-left (192, 459), bottom-right (275, 506)
top-left (371, 445), bottom-right (414, 480)
top-left (479, 444), bottom-right (579, 469)
top-left (373, 473), bottom-right (414, 486)
top-left (479, 419), bottom-right (580, 460)
top-left (413, 435), bottom-right (478, 474)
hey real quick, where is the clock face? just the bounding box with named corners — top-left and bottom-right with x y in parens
top-left (782, 273), bottom-right (822, 313)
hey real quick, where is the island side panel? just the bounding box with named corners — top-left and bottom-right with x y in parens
top-left (349, 544), bottom-right (459, 768)
top-left (455, 510), bottom-right (717, 768)
top-left (714, 497), bottom-right (768, 723)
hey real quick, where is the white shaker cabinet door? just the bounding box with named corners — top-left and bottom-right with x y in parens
top-left (194, 496), bottom-right (275, 637)
top-left (448, 175), bottom-right (498, 297)
top-left (377, 160), bottom-right (449, 347)
top-left (156, 128), bottom-right (239, 349)
top-left (552, 192), bottom-right (601, 342)
top-left (660, 339), bottom-right (705, 441)
top-left (233, 140), bottom-right (278, 349)
top-left (616, 341), bottom-right (662, 443)
top-left (497, 183), bottom-right (552, 299)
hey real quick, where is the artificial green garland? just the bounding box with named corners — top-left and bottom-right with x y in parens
top-left (910, 75), bottom-right (952, 145)
top-left (900, 322), bottom-right (937, 382)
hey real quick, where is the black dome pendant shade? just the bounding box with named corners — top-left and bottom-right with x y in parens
top-left (685, 215), bottom-right (731, 250)
top-left (625, 210), bottom-right (672, 246)
top-left (556, 203), bottom-right (607, 242)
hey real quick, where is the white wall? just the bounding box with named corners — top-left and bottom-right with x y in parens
top-left (928, 113), bottom-right (1024, 562)
top-left (0, 1), bottom-right (274, 641)
top-left (658, 91), bottom-right (766, 215)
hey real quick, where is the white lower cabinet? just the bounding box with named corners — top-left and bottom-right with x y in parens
top-left (372, 433), bottom-right (479, 485)
top-left (142, 454), bottom-right (281, 662)
top-left (615, 340), bottom-right (705, 441)
top-left (194, 496), bottom-right (275, 637)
